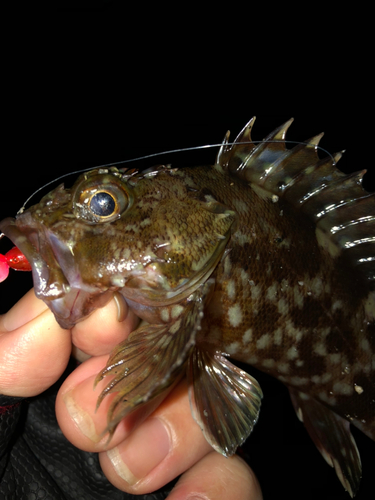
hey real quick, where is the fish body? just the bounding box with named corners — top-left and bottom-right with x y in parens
top-left (1, 118), bottom-right (374, 497)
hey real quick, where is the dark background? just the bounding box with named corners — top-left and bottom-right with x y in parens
top-left (1, 109), bottom-right (374, 500)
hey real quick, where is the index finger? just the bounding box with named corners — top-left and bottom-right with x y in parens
top-left (0, 288), bottom-right (47, 333)
top-left (70, 295), bottom-right (140, 358)
top-left (0, 289), bottom-right (71, 397)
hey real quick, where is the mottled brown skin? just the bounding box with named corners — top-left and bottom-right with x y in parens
top-left (181, 165), bottom-right (375, 442)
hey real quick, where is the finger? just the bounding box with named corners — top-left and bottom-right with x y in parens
top-left (0, 288), bottom-right (47, 333)
top-left (167, 452), bottom-right (263, 500)
top-left (0, 291), bottom-right (71, 397)
top-left (56, 353), bottom-right (176, 449)
top-left (56, 349), bottom-right (256, 498)
top-left (97, 378), bottom-right (213, 495)
top-left (70, 296), bottom-right (139, 357)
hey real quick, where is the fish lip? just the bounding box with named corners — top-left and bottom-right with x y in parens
top-left (0, 216), bottom-right (105, 329)
top-left (0, 217), bottom-right (47, 283)
top-left (0, 216), bottom-right (66, 294)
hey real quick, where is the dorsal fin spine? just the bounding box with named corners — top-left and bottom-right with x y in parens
top-left (217, 119), bottom-right (375, 285)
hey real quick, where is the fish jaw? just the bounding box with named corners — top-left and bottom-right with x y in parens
top-left (0, 215), bottom-right (113, 329)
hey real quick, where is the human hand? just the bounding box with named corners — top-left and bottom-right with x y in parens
top-left (0, 289), bottom-right (262, 500)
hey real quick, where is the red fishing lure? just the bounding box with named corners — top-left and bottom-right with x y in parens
top-left (0, 246), bottom-right (31, 282)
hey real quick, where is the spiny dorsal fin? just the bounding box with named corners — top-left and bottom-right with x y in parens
top-left (216, 118), bottom-right (375, 287)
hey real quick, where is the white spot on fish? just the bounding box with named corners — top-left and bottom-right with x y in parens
top-left (266, 282), bottom-right (278, 303)
top-left (313, 342), bottom-right (327, 356)
top-left (160, 308), bottom-right (169, 322)
top-left (311, 373), bottom-right (332, 384)
top-left (240, 269), bottom-right (249, 284)
top-left (290, 376), bottom-right (309, 386)
top-left (171, 305), bottom-right (184, 319)
top-left (273, 328), bottom-right (283, 345)
top-left (321, 372), bottom-right (332, 383)
top-left (262, 358), bottom-right (275, 369)
top-left (235, 231), bottom-right (253, 246)
top-left (122, 247), bottom-right (131, 260)
top-left (277, 297), bottom-right (289, 315)
top-left (277, 362), bottom-right (290, 374)
top-left (333, 381), bottom-right (353, 396)
top-left (280, 279), bottom-right (289, 291)
top-left (286, 347), bottom-right (299, 360)
top-left (227, 341), bottom-right (240, 355)
top-left (279, 237), bottom-right (291, 248)
top-left (242, 329), bottom-right (253, 344)
top-left (125, 224), bottom-right (140, 233)
top-left (285, 319), bottom-right (304, 342)
top-left (232, 199), bottom-right (248, 215)
top-left (318, 391), bottom-right (337, 406)
top-left (140, 218), bottom-right (152, 227)
top-left (354, 384), bottom-right (364, 395)
top-left (293, 285), bottom-right (304, 308)
top-left (311, 276), bottom-right (323, 297)
top-left (251, 284), bottom-right (261, 301)
top-left (332, 300), bottom-right (343, 312)
top-left (246, 355), bottom-right (259, 365)
top-left (113, 248), bottom-right (121, 260)
top-left (329, 353), bottom-right (341, 364)
top-left (228, 303), bottom-right (243, 327)
top-left (226, 279), bottom-right (236, 300)
top-left (256, 333), bottom-right (271, 350)
top-left (224, 255), bottom-right (232, 275)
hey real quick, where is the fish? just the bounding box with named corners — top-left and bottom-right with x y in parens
top-left (0, 117), bottom-right (374, 497)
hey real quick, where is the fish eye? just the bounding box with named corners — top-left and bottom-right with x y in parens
top-left (73, 173), bottom-right (131, 223)
top-left (89, 191), bottom-right (116, 217)
top-left (81, 186), bottom-right (128, 222)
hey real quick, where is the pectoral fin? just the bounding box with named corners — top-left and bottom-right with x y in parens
top-left (187, 348), bottom-right (263, 456)
top-left (95, 293), bottom-right (205, 438)
top-left (289, 388), bottom-right (362, 498)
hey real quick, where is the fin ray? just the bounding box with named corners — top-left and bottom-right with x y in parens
top-left (94, 291), bottom-right (206, 437)
top-left (187, 349), bottom-right (263, 457)
top-left (217, 119), bottom-right (375, 286)
top-left (289, 388), bottom-right (362, 498)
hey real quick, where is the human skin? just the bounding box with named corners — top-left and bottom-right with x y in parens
top-left (0, 289), bottom-right (262, 500)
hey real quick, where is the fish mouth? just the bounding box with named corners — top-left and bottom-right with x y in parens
top-left (0, 215), bottom-right (112, 329)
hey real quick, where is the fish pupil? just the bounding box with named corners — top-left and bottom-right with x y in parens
top-left (90, 191), bottom-right (116, 217)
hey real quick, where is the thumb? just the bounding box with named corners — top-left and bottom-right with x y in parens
top-left (0, 289), bottom-right (71, 397)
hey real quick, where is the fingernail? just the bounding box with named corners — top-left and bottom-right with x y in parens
top-left (63, 378), bottom-right (103, 443)
top-left (107, 417), bottom-right (170, 485)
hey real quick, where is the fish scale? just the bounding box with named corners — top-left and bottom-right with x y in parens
top-left (0, 117), bottom-right (374, 497)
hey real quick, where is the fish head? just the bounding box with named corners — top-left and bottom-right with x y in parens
top-left (0, 166), bottom-right (235, 328)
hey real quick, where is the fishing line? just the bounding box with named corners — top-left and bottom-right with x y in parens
top-left (18, 140), bottom-right (337, 214)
